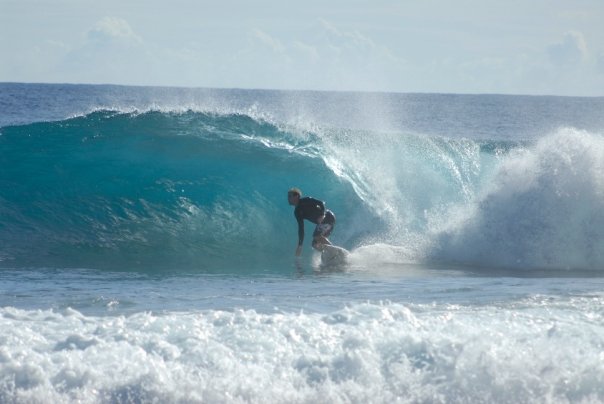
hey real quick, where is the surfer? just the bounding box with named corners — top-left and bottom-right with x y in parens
top-left (287, 188), bottom-right (335, 256)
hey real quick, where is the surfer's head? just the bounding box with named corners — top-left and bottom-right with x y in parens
top-left (288, 187), bottom-right (301, 205)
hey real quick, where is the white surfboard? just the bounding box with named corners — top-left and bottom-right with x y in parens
top-left (321, 245), bottom-right (349, 266)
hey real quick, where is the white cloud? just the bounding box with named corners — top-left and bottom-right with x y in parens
top-left (252, 29), bottom-right (285, 54)
top-left (547, 31), bottom-right (589, 67)
top-left (314, 18), bottom-right (400, 68)
top-left (56, 17), bottom-right (154, 84)
top-left (227, 19), bottom-right (404, 91)
top-left (318, 19), bottom-right (379, 53)
top-left (88, 17), bottom-right (142, 45)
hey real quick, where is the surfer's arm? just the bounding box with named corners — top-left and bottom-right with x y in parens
top-left (297, 216), bottom-right (304, 246)
top-left (295, 214), bottom-right (304, 256)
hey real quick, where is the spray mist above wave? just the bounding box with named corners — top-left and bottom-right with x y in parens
top-left (426, 128), bottom-right (604, 271)
top-left (314, 124), bottom-right (604, 272)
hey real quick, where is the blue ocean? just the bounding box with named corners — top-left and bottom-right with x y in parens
top-left (1, 82), bottom-right (604, 403)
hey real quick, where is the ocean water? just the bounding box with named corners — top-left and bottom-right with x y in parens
top-left (1, 83), bottom-right (604, 403)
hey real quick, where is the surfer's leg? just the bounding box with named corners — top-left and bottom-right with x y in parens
top-left (312, 235), bottom-right (331, 250)
top-left (312, 222), bottom-right (334, 250)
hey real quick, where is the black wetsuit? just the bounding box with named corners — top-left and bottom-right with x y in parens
top-left (294, 197), bottom-right (336, 246)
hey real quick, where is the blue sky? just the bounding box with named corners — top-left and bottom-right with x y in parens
top-left (1, 0), bottom-right (603, 95)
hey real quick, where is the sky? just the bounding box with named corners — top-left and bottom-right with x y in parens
top-left (1, 0), bottom-right (603, 96)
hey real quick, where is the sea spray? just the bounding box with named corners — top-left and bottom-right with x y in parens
top-left (428, 128), bottom-right (604, 270)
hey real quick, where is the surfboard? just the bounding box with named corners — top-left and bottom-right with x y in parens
top-left (320, 245), bottom-right (349, 266)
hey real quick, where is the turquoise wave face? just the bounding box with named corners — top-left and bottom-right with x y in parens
top-left (0, 111), bottom-right (369, 271)
top-left (1, 110), bottom-right (603, 272)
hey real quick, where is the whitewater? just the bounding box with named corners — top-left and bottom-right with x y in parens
top-left (1, 83), bottom-right (604, 403)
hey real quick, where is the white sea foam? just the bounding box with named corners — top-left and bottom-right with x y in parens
top-left (1, 298), bottom-right (603, 403)
top-left (429, 128), bottom-right (604, 271)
